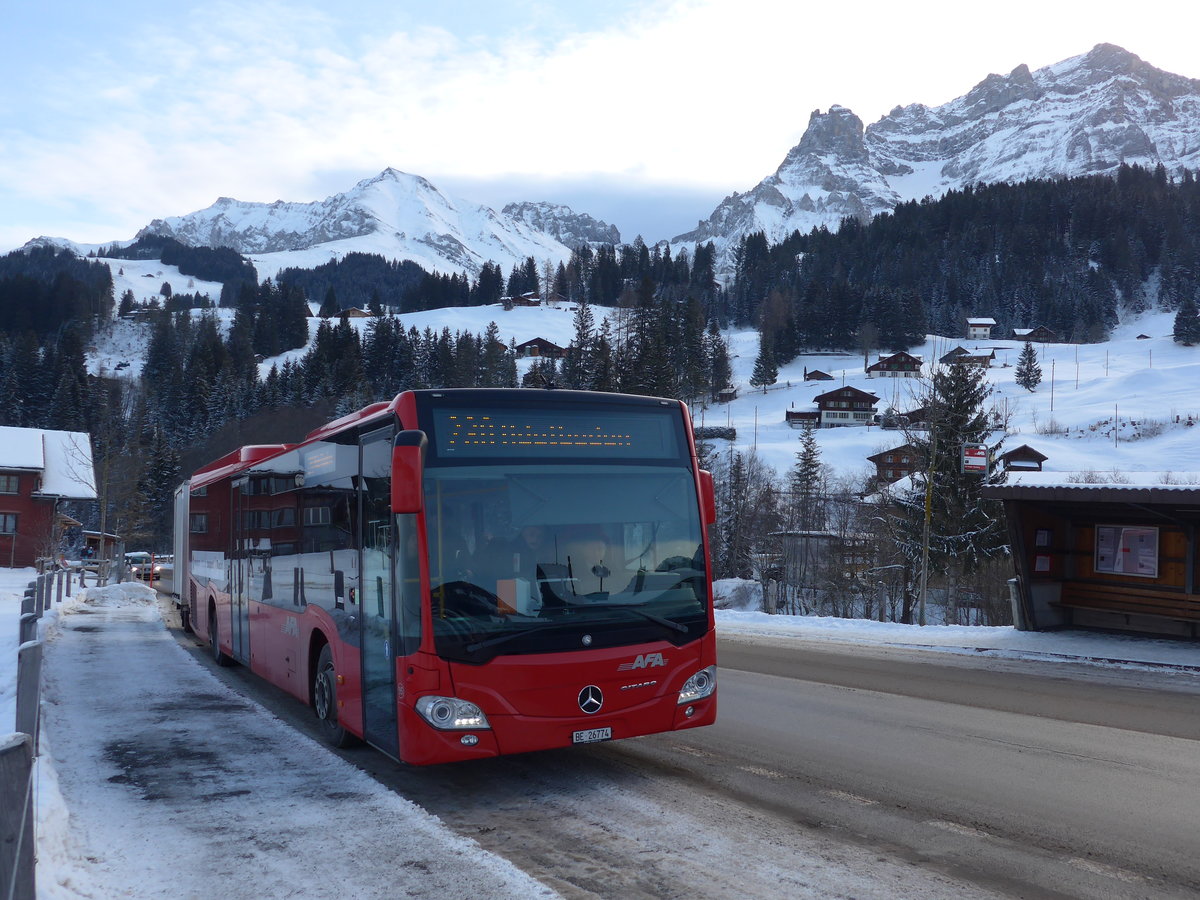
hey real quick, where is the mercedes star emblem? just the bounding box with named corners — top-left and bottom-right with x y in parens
top-left (578, 685), bottom-right (604, 714)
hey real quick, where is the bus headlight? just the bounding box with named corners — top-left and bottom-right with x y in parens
top-left (415, 696), bottom-right (491, 730)
top-left (677, 666), bottom-right (716, 704)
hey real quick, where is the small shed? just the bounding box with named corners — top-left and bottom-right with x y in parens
top-left (983, 473), bottom-right (1200, 638)
top-left (803, 368), bottom-right (834, 382)
top-left (785, 410), bottom-right (820, 428)
top-left (1000, 444), bottom-right (1048, 472)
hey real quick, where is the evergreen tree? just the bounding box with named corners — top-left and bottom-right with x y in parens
top-left (787, 423), bottom-right (825, 532)
top-left (1014, 341), bottom-right (1043, 390)
top-left (1173, 294), bottom-right (1200, 345)
top-left (562, 299), bottom-right (595, 389)
top-left (893, 362), bottom-right (1008, 621)
top-left (748, 333), bottom-right (778, 391)
top-left (319, 286), bottom-right (339, 318)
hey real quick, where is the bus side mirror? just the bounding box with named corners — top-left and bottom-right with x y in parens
top-left (391, 430), bottom-right (427, 513)
top-left (698, 469), bottom-right (716, 525)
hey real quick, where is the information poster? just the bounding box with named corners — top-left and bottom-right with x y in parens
top-left (1094, 525), bottom-right (1158, 577)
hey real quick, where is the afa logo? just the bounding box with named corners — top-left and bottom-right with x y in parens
top-left (618, 652), bottom-right (667, 671)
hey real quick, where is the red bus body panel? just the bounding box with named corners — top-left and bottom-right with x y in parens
top-left (183, 389), bottom-right (717, 765)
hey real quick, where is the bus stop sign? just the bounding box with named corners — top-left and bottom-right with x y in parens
top-left (962, 443), bottom-right (988, 475)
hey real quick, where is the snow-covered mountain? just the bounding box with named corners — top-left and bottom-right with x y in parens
top-left (136, 168), bottom-right (599, 278)
top-left (675, 44), bottom-right (1200, 272)
top-left (502, 201), bottom-right (621, 248)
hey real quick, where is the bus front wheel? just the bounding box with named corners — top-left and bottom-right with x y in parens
top-left (313, 644), bottom-right (357, 748)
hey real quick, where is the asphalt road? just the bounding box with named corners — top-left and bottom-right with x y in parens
top-left (167, 599), bottom-right (1200, 899)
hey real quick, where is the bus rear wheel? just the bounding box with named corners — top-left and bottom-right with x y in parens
top-left (209, 607), bottom-right (233, 667)
top-left (314, 644), bottom-right (358, 748)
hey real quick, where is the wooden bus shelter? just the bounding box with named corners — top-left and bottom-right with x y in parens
top-left (984, 477), bottom-right (1200, 639)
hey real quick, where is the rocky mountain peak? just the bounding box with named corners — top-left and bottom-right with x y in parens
top-left (673, 44), bottom-right (1200, 276)
top-left (502, 201), bottom-right (621, 248)
top-left (791, 105), bottom-right (869, 162)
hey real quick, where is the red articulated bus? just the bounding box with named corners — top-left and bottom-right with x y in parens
top-left (174, 388), bottom-right (717, 764)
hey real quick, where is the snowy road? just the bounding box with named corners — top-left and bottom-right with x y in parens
top-left (33, 586), bottom-right (1200, 898)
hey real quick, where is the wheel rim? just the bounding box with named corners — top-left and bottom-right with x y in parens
top-left (315, 666), bottom-right (334, 722)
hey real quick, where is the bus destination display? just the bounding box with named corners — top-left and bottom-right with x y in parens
top-left (431, 407), bottom-right (680, 459)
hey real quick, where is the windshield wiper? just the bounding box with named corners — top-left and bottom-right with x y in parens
top-left (576, 604), bottom-right (689, 635)
top-left (465, 620), bottom-right (562, 654)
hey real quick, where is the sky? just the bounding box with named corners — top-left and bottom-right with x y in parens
top-left (3, 1), bottom-right (1199, 251)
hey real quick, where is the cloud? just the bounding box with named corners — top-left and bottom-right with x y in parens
top-left (2, 0), bottom-right (1197, 246)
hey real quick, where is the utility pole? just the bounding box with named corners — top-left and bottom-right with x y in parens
top-left (918, 429), bottom-right (935, 627)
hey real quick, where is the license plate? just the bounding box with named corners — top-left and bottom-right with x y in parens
top-left (572, 726), bottom-right (612, 744)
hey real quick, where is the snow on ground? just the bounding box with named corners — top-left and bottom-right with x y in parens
top-left (0, 571), bottom-right (557, 899)
top-left (85, 264), bottom-right (1200, 489)
top-left (4, 568), bottom-right (1199, 898)
top-left (716, 307), bottom-right (1200, 481)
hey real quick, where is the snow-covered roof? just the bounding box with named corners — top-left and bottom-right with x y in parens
top-left (1003, 470), bottom-right (1200, 489)
top-left (966, 317), bottom-right (997, 326)
top-left (0, 426), bottom-right (96, 499)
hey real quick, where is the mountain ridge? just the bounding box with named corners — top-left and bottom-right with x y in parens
top-left (674, 43), bottom-right (1200, 272)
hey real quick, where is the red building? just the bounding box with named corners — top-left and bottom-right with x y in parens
top-left (0, 427), bottom-right (96, 568)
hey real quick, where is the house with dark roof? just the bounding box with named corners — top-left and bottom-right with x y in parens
top-left (514, 337), bottom-right (566, 359)
top-left (999, 444), bottom-right (1048, 472)
top-left (865, 351), bottom-right (922, 378)
top-left (803, 367), bottom-right (834, 382)
top-left (812, 386), bottom-right (880, 428)
top-left (866, 443), bottom-right (919, 485)
top-left (1013, 325), bottom-right (1057, 343)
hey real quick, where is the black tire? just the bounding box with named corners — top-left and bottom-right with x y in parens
top-left (209, 607), bottom-right (234, 667)
top-left (313, 644), bottom-right (359, 748)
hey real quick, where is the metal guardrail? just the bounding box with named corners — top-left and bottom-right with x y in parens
top-left (3, 565), bottom-right (90, 900)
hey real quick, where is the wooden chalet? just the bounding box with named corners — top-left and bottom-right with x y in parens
top-left (865, 351), bottom-right (922, 378)
top-left (803, 367), bottom-right (834, 382)
top-left (866, 443), bottom-right (919, 485)
top-left (941, 346), bottom-right (994, 369)
top-left (1013, 325), bottom-right (1057, 343)
top-left (514, 337), bottom-right (566, 359)
top-left (812, 386), bottom-right (879, 428)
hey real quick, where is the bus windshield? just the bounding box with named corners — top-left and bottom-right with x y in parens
top-left (423, 463), bottom-right (709, 663)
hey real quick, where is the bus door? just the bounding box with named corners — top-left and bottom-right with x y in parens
top-left (359, 426), bottom-right (399, 757)
top-left (229, 476), bottom-right (252, 664)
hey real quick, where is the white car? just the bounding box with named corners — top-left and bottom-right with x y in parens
top-left (124, 552), bottom-right (161, 580)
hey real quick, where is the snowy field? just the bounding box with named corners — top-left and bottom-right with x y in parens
top-left (89, 255), bottom-right (1200, 489)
